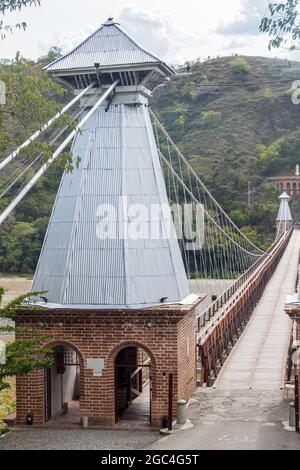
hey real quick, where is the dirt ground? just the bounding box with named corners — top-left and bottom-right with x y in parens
top-left (0, 276), bottom-right (33, 343)
top-left (0, 277), bottom-right (33, 306)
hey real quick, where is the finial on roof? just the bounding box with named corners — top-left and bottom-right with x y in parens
top-left (103, 16), bottom-right (118, 26)
top-left (279, 191), bottom-right (290, 200)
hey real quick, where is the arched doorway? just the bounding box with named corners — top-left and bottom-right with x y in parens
top-left (44, 344), bottom-right (81, 424)
top-left (115, 346), bottom-right (152, 424)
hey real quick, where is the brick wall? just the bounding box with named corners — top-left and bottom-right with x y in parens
top-left (15, 302), bottom-right (200, 428)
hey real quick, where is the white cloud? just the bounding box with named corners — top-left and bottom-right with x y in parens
top-left (1, 0), bottom-right (297, 63)
top-left (217, 0), bottom-right (268, 36)
top-left (38, 25), bottom-right (95, 58)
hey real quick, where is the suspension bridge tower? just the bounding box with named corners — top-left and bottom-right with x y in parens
top-left (15, 18), bottom-right (202, 428)
top-left (276, 191), bottom-right (293, 237)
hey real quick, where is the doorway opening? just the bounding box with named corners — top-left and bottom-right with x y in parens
top-left (44, 345), bottom-right (81, 425)
top-left (115, 346), bottom-right (151, 424)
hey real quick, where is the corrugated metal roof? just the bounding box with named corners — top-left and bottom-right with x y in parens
top-left (45, 19), bottom-right (164, 72)
top-left (32, 103), bottom-right (190, 309)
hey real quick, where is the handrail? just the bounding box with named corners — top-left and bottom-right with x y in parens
top-left (197, 228), bottom-right (293, 337)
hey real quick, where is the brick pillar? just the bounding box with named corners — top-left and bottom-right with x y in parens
top-left (16, 369), bottom-right (45, 425)
top-left (177, 309), bottom-right (197, 404)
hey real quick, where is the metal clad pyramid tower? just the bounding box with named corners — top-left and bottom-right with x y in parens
top-left (32, 18), bottom-right (190, 309)
top-left (276, 191), bottom-right (293, 237)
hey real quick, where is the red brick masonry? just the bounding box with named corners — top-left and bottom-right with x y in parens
top-left (15, 299), bottom-right (202, 428)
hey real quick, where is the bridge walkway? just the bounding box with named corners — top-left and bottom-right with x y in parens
top-left (214, 230), bottom-right (300, 390)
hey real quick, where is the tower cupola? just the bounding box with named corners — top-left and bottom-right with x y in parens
top-left (45, 18), bottom-right (174, 91)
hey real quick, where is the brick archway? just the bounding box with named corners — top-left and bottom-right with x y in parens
top-left (107, 340), bottom-right (157, 424)
top-left (43, 339), bottom-right (84, 423)
top-left (44, 339), bottom-right (85, 366)
top-left (44, 339), bottom-right (85, 396)
top-left (108, 340), bottom-right (157, 369)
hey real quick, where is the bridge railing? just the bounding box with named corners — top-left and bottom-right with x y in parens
top-left (196, 228), bottom-right (293, 386)
top-left (197, 228), bottom-right (293, 331)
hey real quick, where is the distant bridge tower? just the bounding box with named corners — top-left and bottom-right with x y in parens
top-left (16, 18), bottom-right (201, 429)
top-left (276, 191), bottom-right (293, 237)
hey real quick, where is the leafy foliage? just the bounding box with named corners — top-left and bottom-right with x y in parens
top-left (1, 55), bottom-right (300, 272)
top-left (201, 110), bottom-right (222, 129)
top-left (0, 54), bottom-right (81, 273)
top-left (152, 55), bottom-right (300, 247)
top-left (0, 288), bottom-right (53, 393)
top-left (37, 46), bottom-right (63, 66)
top-left (260, 0), bottom-right (300, 50)
top-left (0, 0), bottom-right (41, 39)
top-left (230, 57), bottom-right (251, 76)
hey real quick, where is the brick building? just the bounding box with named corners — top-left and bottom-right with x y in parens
top-left (16, 18), bottom-right (202, 428)
top-left (16, 302), bottom-right (201, 427)
top-left (268, 172), bottom-right (300, 197)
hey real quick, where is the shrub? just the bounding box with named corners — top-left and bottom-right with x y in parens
top-left (201, 111), bottom-right (222, 129)
top-left (263, 87), bottom-right (276, 103)
top-left (230, 57), bottom-right (251, 76)
top-left (0, 421), bottom-right (9, 436)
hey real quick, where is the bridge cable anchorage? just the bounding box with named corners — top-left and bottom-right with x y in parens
top-left (150, 110), bottom-right (267, 256)
top-left (0, 82), bottom-right (96, 172)
top-left (0, 80), bottom-right (119, 225)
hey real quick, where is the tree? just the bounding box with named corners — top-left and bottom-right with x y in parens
top-left (260, 0), bottom-right (300, 50)
top-left (0, 288), bottom-right (53, 394)
top-left (0, 55), bottom-right (66, 153)
top-left (38, 47), bottom-right (63, 66)
top-left (0, 0), bottom-right (42, 38)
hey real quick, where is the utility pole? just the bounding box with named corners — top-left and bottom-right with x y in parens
top-left (247, 181), bottom-right (253, 227)
top-left (247, 181), bottom-right (252, 208)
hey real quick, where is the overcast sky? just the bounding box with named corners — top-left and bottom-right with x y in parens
top-left (0, 0), bottom-right (297, 63)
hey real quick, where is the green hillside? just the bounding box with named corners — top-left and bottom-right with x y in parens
top-left (152, 55), bottom-right (300, 228)
top-left (1, 54), bottom-right (300, 273)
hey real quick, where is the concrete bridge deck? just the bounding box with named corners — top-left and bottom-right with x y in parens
top-left (215, 230), bottom-right (300, 390)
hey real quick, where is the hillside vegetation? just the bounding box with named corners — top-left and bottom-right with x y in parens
top-left (152, 55), bottom-right (300, 234)
top-left (1, 54), bottom-right (300, 273)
